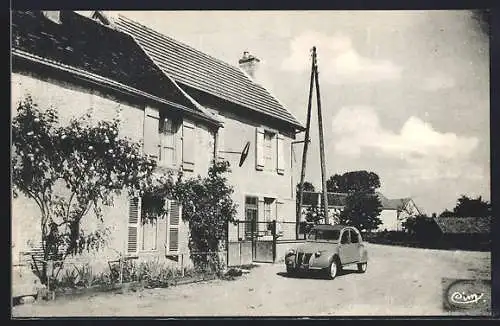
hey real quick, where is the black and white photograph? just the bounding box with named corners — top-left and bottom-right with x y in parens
top-left (10, 9), bottom-right (491, 317)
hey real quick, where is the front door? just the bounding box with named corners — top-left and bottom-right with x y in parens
top-left (338, 229), bottom-right (357, 264)
top-left (348, 229), bottom-right (362, 262)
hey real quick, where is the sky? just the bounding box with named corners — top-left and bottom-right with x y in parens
top-left (107, 10), bottom-right (489, 215)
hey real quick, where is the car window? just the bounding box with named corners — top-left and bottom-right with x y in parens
top-left (308, 229), bottom-right (340, 241)
top-left (350, 229), bottom-right (359, 243)
top-left (340, 230), bottom-right (350, 244)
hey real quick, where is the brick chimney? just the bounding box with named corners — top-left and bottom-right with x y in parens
top-left (238, 51), bottom-right (260, 79)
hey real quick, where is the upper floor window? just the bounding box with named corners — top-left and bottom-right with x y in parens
top-left (159, 117), bottom-right (177, 167)
top-left (256, 127), bottom-right (285, 175)
top-left (263, 131), bottom-right (276, 171)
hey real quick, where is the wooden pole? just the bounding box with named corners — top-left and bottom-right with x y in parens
top-left (312, 47), bottom-right (330, 224)
top-left (296, 47), bottom-right (316, 239)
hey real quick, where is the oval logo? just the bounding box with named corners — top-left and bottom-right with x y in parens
top-left (443, 278), bottom-right (491, 314)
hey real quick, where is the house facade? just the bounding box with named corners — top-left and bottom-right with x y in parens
top-left (11, 10), bottom-right (221, 272)
top-left (11, 11), bottom-right (304, 271)
top-left (113, 15), bottom-right (304, 244)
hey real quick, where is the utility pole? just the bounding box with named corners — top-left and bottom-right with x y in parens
top-left (296, 47), bottom-right (315, 239)
top-left (296, 46), bottom-right (331, 239)
top-left (312, 47), bottom-right (330, 224)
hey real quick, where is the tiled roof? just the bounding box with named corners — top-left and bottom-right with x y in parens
top-left (434, 216), bottom-right (491, 234)
top-left (114, 15), bottom-right (304, 130)
top-left (12, 11), bottom-right (213, 121)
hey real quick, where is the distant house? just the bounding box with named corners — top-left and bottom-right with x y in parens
top-left (300, 191), bottom-right (422, 232)
top-left (433, 216), bottom-right (491, 250)
top-left (377, 193), bottom-right (422, 232)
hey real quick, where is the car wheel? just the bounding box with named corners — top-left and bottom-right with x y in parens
top-left (357, 262), bottom-right (367, 273)
top-left (327, 258), bottom-right (340, 280)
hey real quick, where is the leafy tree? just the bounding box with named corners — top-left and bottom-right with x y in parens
top-left (296, 181), bottom-right (315, 193)
top-left (339, 192), bottom-right (382, 232)
top-left (327, 171), bottom-right (382, 230)
top-left (12, 96), bottom-right (161, 285)
top-left (326, 170), bottom-right (381, 193)
top-left (453, 195), bottom-right (491, 218)
top-left (173, 160), bottom-right (237, 275)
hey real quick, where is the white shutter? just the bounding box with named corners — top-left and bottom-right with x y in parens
top-left (167, 200), bottom-right (181, 254)
top-left (143, 106), bottom-right (160, 159)
top-left (255, 127), bottom-right (265, 171)
top-left (276, 133), bottom-right (285, 175)
top-left (127, 198), bottom-right (141, 254)
top-left (182, 120), bottom-right (195, 171)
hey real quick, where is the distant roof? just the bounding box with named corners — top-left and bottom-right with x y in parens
top-left (12, 11), bottom-right (215, 122)
top-left (377, 193), bottom-right (413, 211)
top-left (434, 216), bottom-right (491, 234)
top-left (114, 15), bottom-right (304, 130)
top-left (302, 191), bottom-right (413, 211)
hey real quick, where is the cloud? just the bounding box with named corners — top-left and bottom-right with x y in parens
top-left (330, 106), bottom-right (481, 181)
top-left (420, 73), bottom-right (456, 91)
top-left (281, 31), bottom-right (402, 84)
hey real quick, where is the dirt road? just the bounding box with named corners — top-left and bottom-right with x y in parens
top-left (12, 244), bottom-right (491, 317)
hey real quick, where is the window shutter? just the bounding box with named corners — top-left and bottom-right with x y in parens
top-left (255, 127), bottom-right (265, 171)
top-left (167, 200), bottom-right (181, 254)
top-left (169, 228), bottom-right (179, 252)
top-left (143, 106), bottom-right (160, 159)
top-left (182, 121), bottom-right (196, 171)
top-left (127, 198), bottom-right (141, 254)
top-left (276, 134), bottom-right (285, 175)
top-left (170, 200), bottom-right (180, 226)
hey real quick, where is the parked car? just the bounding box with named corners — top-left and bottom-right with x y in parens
top-left (284, 224), bottom-right (368, 279)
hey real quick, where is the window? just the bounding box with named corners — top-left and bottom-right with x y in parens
top-left (308, 229), bottom-right (341, 241)
top-left (127, 197), bottom-right (159, 254)
top-left (264, 131), bottom-right (275, 171)
top-left (244, 196), bottom-right (258, 240)
top-left (159, 117), bottom-right (176, 167)
top-left (350, 229), bottom-right (359, 243)
top-left (340, 230), bottom-right (350, 244)
top-left (141, 220), bottom-right (158, 251)
top-left (264, 198), bottom-right (275, 222)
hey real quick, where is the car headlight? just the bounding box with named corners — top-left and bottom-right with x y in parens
top-left (314, 251), bottom-right (321, 257)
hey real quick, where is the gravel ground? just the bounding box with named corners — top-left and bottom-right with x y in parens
top-left (12, 244), bottom-right (491, 317)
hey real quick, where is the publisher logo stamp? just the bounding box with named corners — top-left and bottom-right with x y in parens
top-left (442, 278), bottom-right (491, 315)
